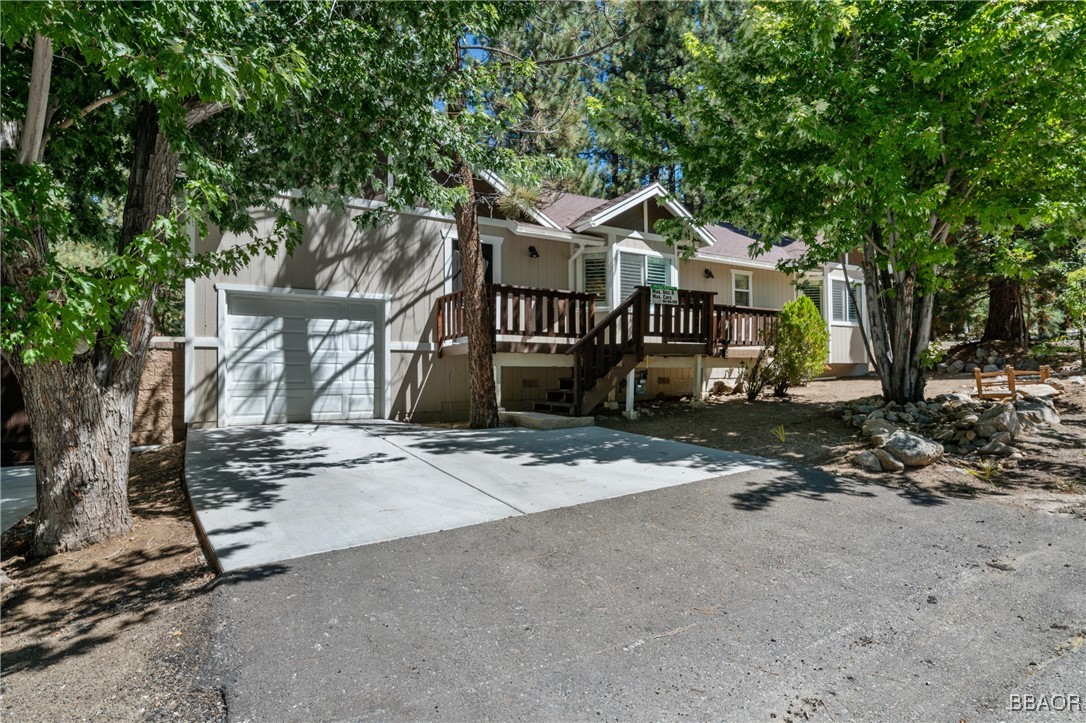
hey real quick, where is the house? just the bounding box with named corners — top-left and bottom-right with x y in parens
top-left (185, 178), bottom-right (869, 427)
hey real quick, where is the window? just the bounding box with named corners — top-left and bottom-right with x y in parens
top-left (733, 271), bottom-right (752, 307)
top-left (618, 252), bottom-right (673, 304)
top-left (445, 234), bottom-right (502, 293)
top-left (583, 252), bottom-right (607, 305)
top-left (799, 281), bottom-right (823, 316)
top-left (831, 279), bottom-right (862, 323)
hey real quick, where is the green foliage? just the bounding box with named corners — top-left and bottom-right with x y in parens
top-left (768, 295), bottom-right (830, 396)
top-left (652, 0), bottom-right (1086, 402)
top-left (1, 1), bottom-right (537, 366)
top-left (769, 424), bottom-right (786, 443)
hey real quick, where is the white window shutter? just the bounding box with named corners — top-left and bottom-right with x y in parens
top-left (583, 252), bottom-right (607, 304)
top-left (646, 256), bottom-right (669, 287)
top-left (619, 252), bottom-right (645, 303)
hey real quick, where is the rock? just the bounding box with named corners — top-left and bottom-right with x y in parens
top-left (987, 355), bottom-right (999, 365)
top-left (690, 399), bottom-right (707, 409)
top-left (851, 414), bottom-right (867, 428)
top-left (936, 363), bottom-right (948, 374)
top-left (960, 414), bottom-right (979, 424)
top-left (1067, 375), bottom-right (1085, 385)
top-left (989, 431), bottom-right (1013, 445)
top-left (1015, 397), bottom-right (1061, 428)
top-left (886, 412), bottom-right (900, 422)
top-left (1044, 379), bottom-right (1066, 392)
top-left (978, 441), bottom-right (1018, 457)
top-left (975, 402), bottom-right (1021, 440)
top-left (853, 450), bottom-right (883, 472)
top-left (933, 427), bottom-right (956, 442)
top-left (872, 448), bottom-right (905, 472)
top-left (975, 347), bottom-right (987, 360)
top-left (868, 409), bottom-right (886, 420)
top-left (949, 359), bottom-right (966, 373)
top-left (965, 430), bottom-right (977, 441)
top-left (883, 431), bottom-right (944, 467)
top-left (982, 364), bottom-right (1000, 373)
top-left (863, 416), bottom-right (899, 436)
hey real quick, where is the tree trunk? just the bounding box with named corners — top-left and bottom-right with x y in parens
top-left (980, 277), bottom-right (1028, 344)
top-left (861, 237), bottom-right (934, 404)
top-left (10, 357), bottom-right (136, 554)
top-left (453, 160), bottom-right (500, 429)
top-left (10, 102), bottom-right (178, 555)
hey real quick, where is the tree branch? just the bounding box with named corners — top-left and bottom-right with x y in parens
top-left (42, 90), bottom-right (129, 145)
top-left (18, 33), bottom-right (53, 164)
top-left (461, 28), bottom-right (634, 69)
top-left (185, 101), bottom-right (230, 128)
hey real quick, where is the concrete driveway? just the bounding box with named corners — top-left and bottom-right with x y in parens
top-left (204, 466), bottom-right (1086, 722)
top-left (1, 465), bottom-right (36, 532)
top-left (185, 422), bottom-right (780, 571)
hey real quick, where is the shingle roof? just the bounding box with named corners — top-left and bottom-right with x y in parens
top-left (534, 190), bottom-right (611, 229)
top-left (701, 223), bottom-right (808, 265)
top-left (532, 186), bottom-right (807, 266)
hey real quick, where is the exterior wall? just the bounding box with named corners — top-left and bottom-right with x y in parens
top-left (830, 324), bottom-right (867, 365)
top-left (679, 258), bottom-right (796, 309)
top-left (190, 202), bottom-right (577, 425)
top-left (132, 340), bottom-right (187, 446)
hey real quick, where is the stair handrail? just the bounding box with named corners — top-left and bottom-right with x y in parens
top-left (566, 286), bottom-right (649, 415)
top-left (565, 286), bottom-right (647, 356)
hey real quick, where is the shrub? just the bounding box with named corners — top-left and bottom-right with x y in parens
top-left (769, 295), bottom-right (830, 396)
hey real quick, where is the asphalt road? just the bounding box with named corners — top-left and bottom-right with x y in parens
top-left (204, 466), bottom-right (1086, 722)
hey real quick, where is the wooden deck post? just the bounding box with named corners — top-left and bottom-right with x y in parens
top-left (1006, 366), bottom-right (1016, 397)
top-left (694, 354), bottom-right (704, 402)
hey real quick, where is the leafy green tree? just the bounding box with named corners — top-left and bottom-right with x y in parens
top-left (769, 296), bottom-right (830, 397)
top-left (1, 1), bottom-right (526, 554)
top-left (1065, 267), bottom-right (1086, 365)
top-left (668, 1), bottom-right (1085, 403)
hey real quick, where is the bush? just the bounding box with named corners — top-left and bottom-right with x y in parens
top-left (768, 295), bottom-right (830, 396)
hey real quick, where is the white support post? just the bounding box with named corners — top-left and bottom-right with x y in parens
top-left (494, 360), bottom-right (503, 411)
top-left (692, 355), bottom-right (707, 408)
top-left (623, 369), bottom-right (638, 420)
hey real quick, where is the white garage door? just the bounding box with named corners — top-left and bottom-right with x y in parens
top-left (224, 292), bottom-right (382, 425)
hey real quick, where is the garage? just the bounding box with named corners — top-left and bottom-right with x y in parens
top-left (222, 289), bottom-right (386, 426)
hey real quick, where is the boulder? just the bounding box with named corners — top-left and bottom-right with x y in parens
top-left (989, 431), bottom-right (1013, 445)
top-left (1067, 375), bottom-right (1085, 386)
top-left (853, 450), bottom-right (883, 472)
top-left (1015, 397), bottom-right (1061, 428)
top-left (872, 448), bottom-right (905, 472)
top-left (883, 431), bottom-right (944, 468)
top-left (978, 441), bottom-right (1019, 457)
top-left (974, 402), bottom-right (1021, 440)
top-left (982, 364), bottom-right (1000, 373)
top-left (949, 359), bottom-right (966, 373)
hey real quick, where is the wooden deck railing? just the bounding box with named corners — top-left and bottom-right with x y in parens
top-left (712, 304), bottom-right (780, 354)
top-left (436, 284), bottom-right (596, 355)
top-left (648, 289), bottom-right (716, 348)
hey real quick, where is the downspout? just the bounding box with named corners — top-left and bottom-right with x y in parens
top-left (568, 240), bottom-right (588, 291)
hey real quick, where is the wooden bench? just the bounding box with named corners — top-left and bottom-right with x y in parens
top-left (974, 365), bottom-right (1051, 399)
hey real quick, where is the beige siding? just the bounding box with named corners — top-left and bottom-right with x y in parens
top-left (191, 204), bottom-right (591, 424)
top-left (830, 325), bottom-right (867, 365)
top-left (679, 258), bottom-right (795, 309)
top-left (499, 233), bottom-right (573, 290)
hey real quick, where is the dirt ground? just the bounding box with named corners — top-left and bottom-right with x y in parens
top-left (598, 373), bottom-right (1086, 518)
top-left (0, 444), bottom-right (224, 723)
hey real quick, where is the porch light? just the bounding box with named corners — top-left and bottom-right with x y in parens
top-left (703, 268), bottom-right (715, 279)
top-left (528, 245), bottom-right (540, 258)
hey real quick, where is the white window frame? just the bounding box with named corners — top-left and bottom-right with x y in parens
top-left (830, 278), bottom-right (863, 326)
top-left (443, 230), bottom-right (503, 294)
top-left (613, 247), bottom-right (677, 307)
top-left (732, 270), bottom-right (753, 307)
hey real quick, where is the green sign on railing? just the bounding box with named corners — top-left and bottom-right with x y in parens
top-left (650, 284), bottom-right (678, 305)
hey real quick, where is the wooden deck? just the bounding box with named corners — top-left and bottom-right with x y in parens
top-left (435, 284), bottom-right (780, 415)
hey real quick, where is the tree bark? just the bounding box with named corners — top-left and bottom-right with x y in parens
top-left (9, 101), bottom-right (179, 556)
top-left (862, 235), bottom-right (935, 404)
top-left (980, 277), bottom-right (1028, 344)
top-left (9, 356), bottom-right (135, 553)
top-left (452, 160), bottom-right (500, 428)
